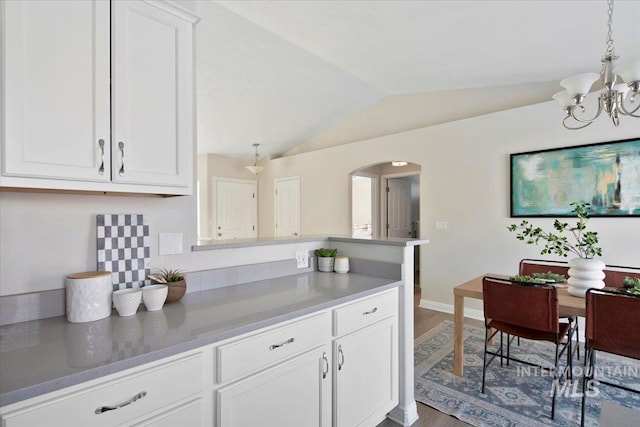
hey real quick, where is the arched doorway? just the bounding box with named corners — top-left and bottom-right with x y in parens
top-left (350, 161), bottom-right (421, 284)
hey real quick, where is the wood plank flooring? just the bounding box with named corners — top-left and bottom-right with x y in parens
top-left (376, 287), bottom-right (481, 427)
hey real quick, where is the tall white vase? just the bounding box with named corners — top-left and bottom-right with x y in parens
top-left (567, 258), bottom-right (605, 298)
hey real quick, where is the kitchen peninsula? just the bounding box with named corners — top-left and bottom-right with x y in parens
top-left (0, 236), bottom-right (427, 427)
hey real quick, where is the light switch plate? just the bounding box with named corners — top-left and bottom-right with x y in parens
top-left (435, 221), bottom-right (448, 231)
top-left (159, 233), bottom-right (183, 255)
top-left (295, 250), bottom-right (309, 269)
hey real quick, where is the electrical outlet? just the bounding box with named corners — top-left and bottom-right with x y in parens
top-left (295, 250), bottom-right (309, 269)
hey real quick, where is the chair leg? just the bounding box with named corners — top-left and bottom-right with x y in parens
top-left (581, 345), bottom-right (592, 427)
top-left (482, 326), bottom-right (489, 393)
top-left (575, 320), bottom-right (580, 360)
top-left (551, 340), bottom-right (560, 420)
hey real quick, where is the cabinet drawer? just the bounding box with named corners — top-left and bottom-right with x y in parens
top-left (333, 288), bottom-right (398, 336)
top-left (2, 353), bottom-right (203, 427)
top-left (217, 312), bottom-right (331, 384)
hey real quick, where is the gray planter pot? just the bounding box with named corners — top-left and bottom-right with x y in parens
top-left (317, 256), bottom-right (335, 272)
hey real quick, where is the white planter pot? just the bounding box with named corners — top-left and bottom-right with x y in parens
top-left (567, 258), bottom-right (605, 298)
top-left (317, 256), bottom-right (335, 272)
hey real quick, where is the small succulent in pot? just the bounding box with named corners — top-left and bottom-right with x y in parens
top-left (315, 248), bottom-right (337, 272)
top-left (148, 268), bottom-right (186, 303)
top-left (315, 248), bottom-right (338, 258)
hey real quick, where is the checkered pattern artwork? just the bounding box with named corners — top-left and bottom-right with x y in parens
top-left (97, 214), bottom-right (150, 291)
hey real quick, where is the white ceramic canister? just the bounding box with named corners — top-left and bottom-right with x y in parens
top-left (66, 271), bottom-right (113, 323)
top-left (334, 256), bottom-right (350, 274)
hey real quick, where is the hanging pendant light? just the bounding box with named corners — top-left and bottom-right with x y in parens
top-left (245, 143), bottom-right (265, 175)
top-left (552, 0), bottom-right (639, 129)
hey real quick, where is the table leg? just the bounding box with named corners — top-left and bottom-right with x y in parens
top-left (453, 294), bottom-right (464, 376)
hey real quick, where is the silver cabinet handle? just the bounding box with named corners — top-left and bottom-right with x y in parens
top-left (269, 337), bottom-right (294, 350)
top-left (338, 344), bottom-right (344, 370)
top-left (363, 307), bottom-right (378, 315)
top-left (95, 391), bottom-right (147, 414)
top-left (322, 352), bottom-right (329, 379)
top-left (118, 141), bottom-right (125, 176)
top-left (98, 139), bottom-right (105, 175)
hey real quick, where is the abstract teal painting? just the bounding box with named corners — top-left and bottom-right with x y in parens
top-left (511, 138), bottom-right (640, 217)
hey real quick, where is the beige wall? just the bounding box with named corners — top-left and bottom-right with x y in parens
top-left (1, 100), bottom-right (639, 310)
top-left (257, 101), bottom-right (640, 309)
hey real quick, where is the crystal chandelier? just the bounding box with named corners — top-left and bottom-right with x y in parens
top-left (552, 0), bottom-right (639, 130)
top-left (245, 143), bottom-right (265, 175)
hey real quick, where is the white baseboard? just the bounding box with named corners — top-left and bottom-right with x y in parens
top-left (419, 299), bottom-right (484, 321)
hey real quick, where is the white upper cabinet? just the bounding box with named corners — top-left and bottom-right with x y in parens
top-left (0, 0), bottom-right (198, 195)
top-left (111, 1), bottom-right (194, 189)
top-left (2, 0), bottom-right (111, 183)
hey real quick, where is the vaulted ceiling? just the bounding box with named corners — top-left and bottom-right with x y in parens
top-left (194, 0), bottom-right (640, 160)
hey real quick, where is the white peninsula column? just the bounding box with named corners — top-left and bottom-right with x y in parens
top-left (330, 237), bottom-right (428, 426)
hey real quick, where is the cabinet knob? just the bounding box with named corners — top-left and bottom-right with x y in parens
top-left (217, 233), bottom-right (222, 237)
top-left (118, 141), bottom-right (125, 176)
top-left (338, 344), bottom-right (345, 370)
top-left (98, 139), bottom-right (105, 175)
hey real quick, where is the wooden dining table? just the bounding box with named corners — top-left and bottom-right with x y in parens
top-left (452, 274), bottom-right (586, 376)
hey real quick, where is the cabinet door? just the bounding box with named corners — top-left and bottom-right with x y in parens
top-left (2, 0), bottom-right (111, 182)
top-left (334, 318), bottom-right (398, 427)
top-left (111, 0), bottom-right (194, 190)
top-left (218, 346), bottom-right (331, 427)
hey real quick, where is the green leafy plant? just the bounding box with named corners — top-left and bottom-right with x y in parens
top-left (148, 268), bottom-right (185, 283)
top-left (508, 202), bottom-right (602, 259)
top-left (623, 276), bottom-right (640, 295)
top-left (315, 248), bottom-right (337, 258)
top-left (510, 271), bottom-right (566, 284)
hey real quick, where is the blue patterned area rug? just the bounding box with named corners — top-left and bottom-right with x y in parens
top-left (414, 321), bottom-right (640, 426)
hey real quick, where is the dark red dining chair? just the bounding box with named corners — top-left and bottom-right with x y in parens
top-left (481, 276), bottom-right (573, 420)
top-left (602, 264), bottom-right (640, 288)
top-left (518, 259), bottom-right (580, 358)
top-left (580, 288), bottom-right (640, 427)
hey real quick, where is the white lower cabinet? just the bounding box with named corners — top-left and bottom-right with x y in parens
top-left (132, 398), bottom-right (206, 427)
top-left (0, 288), bottom-right (399, 427)
top-left (214, 288), bottom-right (398, 427)
top-left (0, 350), bottom-right (210, 427)
top-left (333, 317), bottom-right (398, 427)
top-left (217, 346), bottom-right (331, 427)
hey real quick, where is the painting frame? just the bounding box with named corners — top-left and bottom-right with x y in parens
top-left (510, 138), bottom-right (640, 218)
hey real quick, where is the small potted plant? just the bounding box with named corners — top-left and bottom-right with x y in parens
top-left (148, 268), bottom-right (187, 303)
top-left (508, 201), bottom-right (604, 297)
top-left (315, 248), bottom-right (337, 272)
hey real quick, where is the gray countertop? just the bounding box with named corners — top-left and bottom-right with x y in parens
top-left (0, 272), bottom-right (401, 407)
top-left (193, 235), bottom-right (429, 251)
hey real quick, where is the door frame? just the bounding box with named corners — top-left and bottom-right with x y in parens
top-left (380, 171), bottom-right (420, 238)
top-left (211, 176), bottom-right (258, 240)
top-left (274, 176), bottom-right (301, 237)
top-left (350, 172), bottom-right (379, 238)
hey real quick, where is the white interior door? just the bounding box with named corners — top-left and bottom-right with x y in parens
top-left (275, 177), bottom-right (301, 237)
top-left (386, 178), bottom-right (412, 238)
top-left (214, 178), bottom-right (257, 240)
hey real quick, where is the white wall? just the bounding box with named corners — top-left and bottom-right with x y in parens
top-left (257, 101), bottom-right (640, 309)
top-left (2, 101), bottom-right (639, 307)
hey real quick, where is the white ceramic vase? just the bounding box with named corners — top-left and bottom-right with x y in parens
top-left (567, 257), bottom-right (605, 298)
top-left (317, 256), bottom-right (335, 272)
